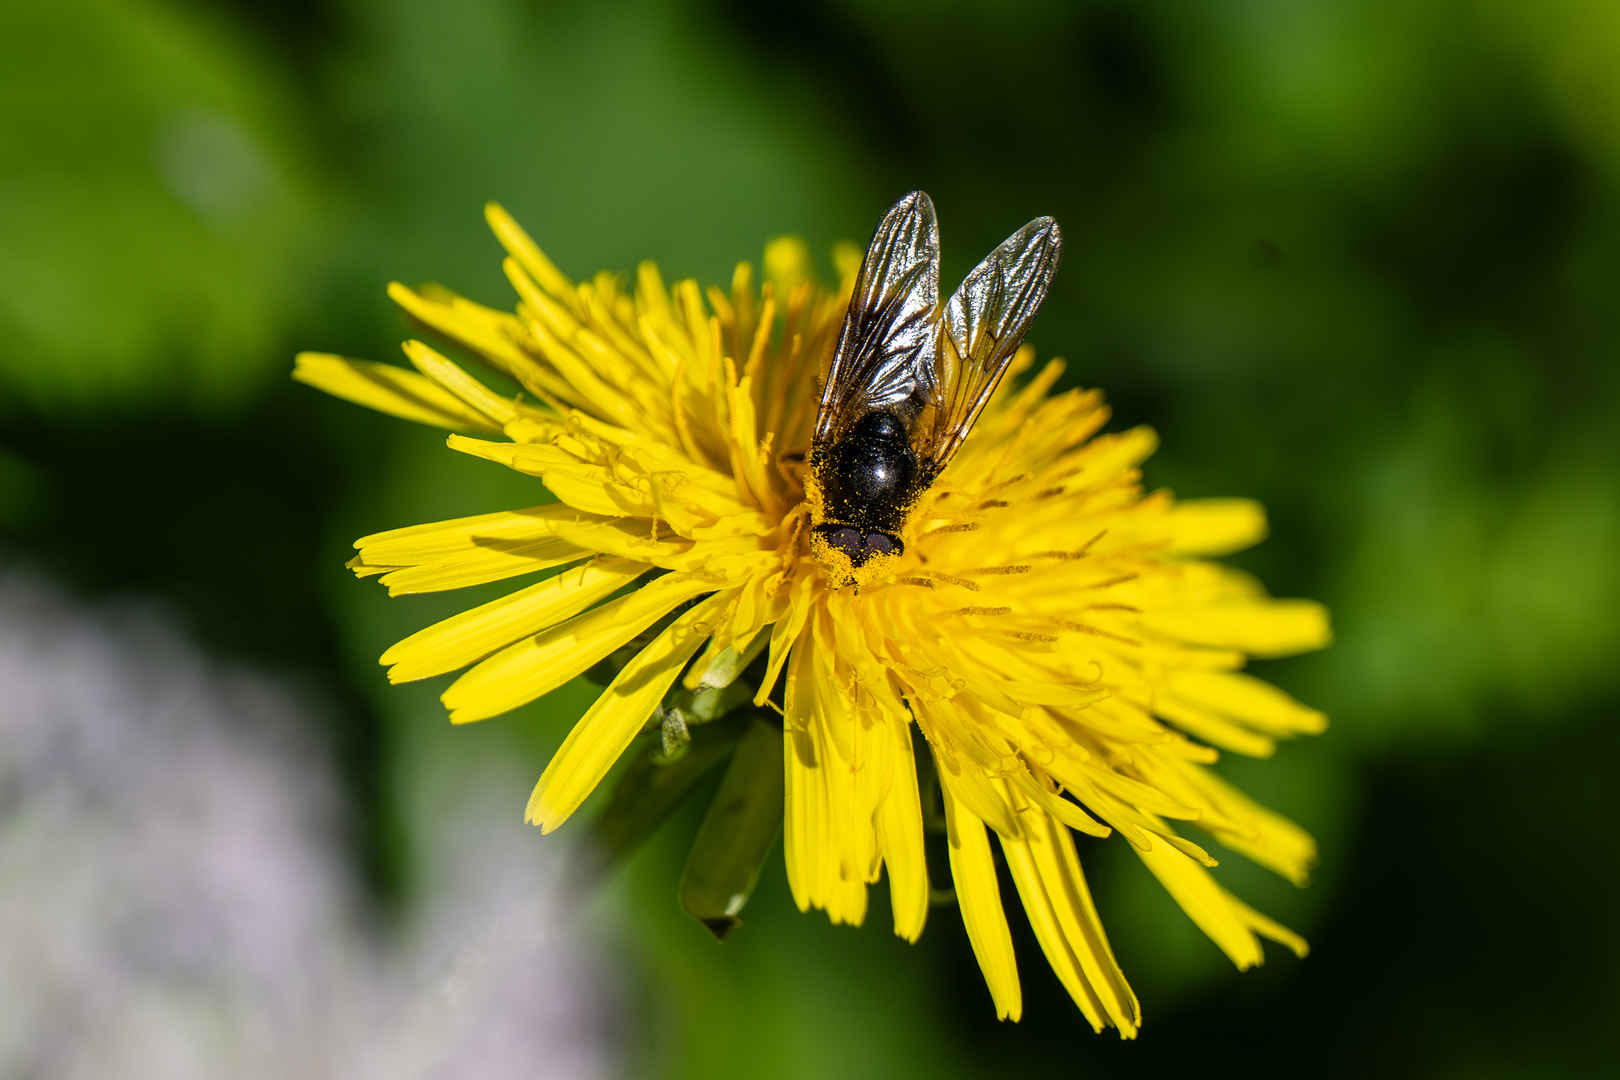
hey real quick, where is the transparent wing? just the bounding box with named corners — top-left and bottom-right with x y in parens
top-left (920, 215), bottom-right (1062, 478)
top-left (813, 191), bottom-right (940, 445)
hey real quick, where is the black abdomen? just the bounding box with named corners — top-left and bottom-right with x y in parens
top-left (812, 412), bottom-right (922, 563)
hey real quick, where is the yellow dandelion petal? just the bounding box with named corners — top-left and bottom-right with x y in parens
top-left (529, 589), bottom-right (738, 833)
top-left (351, 505), bottom-right (588, 596)
top-left (942, 784), bottom-right (1022, 1021)
top-left (876, 718), bottom-right (929, 941)
top-left (1165, 669), bottom-right (1329, 739)
top-left (442, 571), bottom-right (715, 723)
top-left (485, 202), bottom-right (578, 308)
top-left (1163, 497), bottom-right (1269, 556)
top-left (1136, 840), bottom-right (1309, 969)
top-left (386, 282), bottom-right (535, 384)
top-left (301, 195), bottom-right (1333, 1028)
top-left (997, 800), bottom-right (1139, 1036)
top-left (379, 559), bottom-right (650, 684)
top-left (293, 352), bottom-right (502, 433)
top-left (401, 340), bottom-right (520, 427)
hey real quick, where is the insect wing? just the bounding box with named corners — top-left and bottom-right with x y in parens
top-left (924, 216), bottom-right (1062, 476)
top-left (813, 191), bottom-right (940, 444)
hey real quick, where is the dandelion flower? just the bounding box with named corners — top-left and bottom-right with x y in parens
top-left (296, 193), bottom-right (1331, 1031)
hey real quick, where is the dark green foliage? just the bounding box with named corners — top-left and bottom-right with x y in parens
top-left (593, 714), bottom-right (749, 864)
top-left (678, 718), bottom-right (785, 939)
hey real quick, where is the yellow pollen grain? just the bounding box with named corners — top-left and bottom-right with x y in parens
top-left (1053, 619), bottom-right (1142, 646)
top-left (926, 572), bottom-right (981, 592)
top-left (1086, 572), bottom-right (1141, 591)
top-left (977, 472), bottom-right (1032, 498)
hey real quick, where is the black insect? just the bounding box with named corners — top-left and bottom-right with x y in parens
top-left (808, 191), bottom-right (1063, 573)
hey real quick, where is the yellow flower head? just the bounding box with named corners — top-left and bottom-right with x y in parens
top-left (296, 198), bottom-right (1331, 1032)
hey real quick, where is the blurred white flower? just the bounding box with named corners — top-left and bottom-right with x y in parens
top-left (0, 574), bottom-right (613, 1080)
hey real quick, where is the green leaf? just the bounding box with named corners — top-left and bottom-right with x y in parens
top-left (679, 718), bottom-right (785, 940)
top-left (664, 679), bottom-right (754, 725)
top-left (591, 716), bottom-right (745, 862)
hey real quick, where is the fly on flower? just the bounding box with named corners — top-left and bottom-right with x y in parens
top-left (807, 191), bottom-right (1061, 583)
top-left (295, 189), bottom-right (1332, 1032)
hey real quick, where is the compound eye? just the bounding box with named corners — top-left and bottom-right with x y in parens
top-left (825, 527), bottom-right (862, 561)
top-left (863, 532), bottom-right (897, 556)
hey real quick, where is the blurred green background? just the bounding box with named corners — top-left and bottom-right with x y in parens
top-left (4, 0), bottom-right (1619, 1075)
